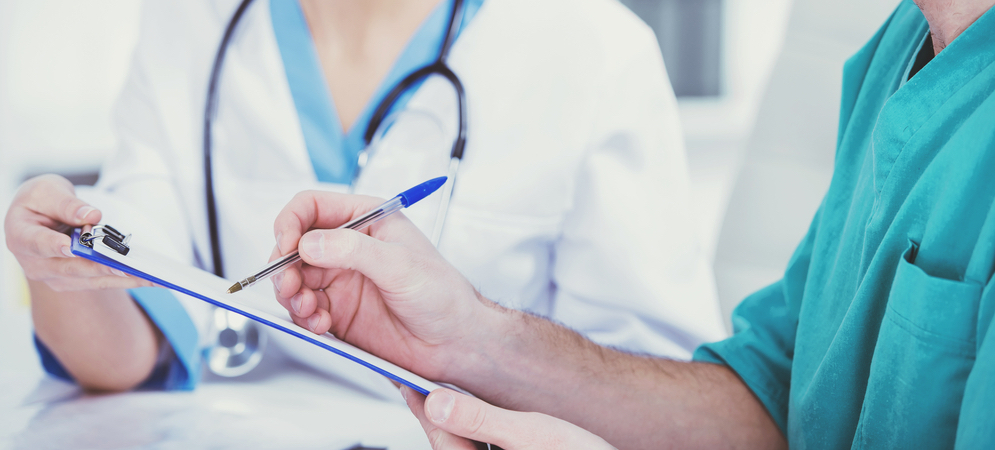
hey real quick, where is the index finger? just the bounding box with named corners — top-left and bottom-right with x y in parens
top-left (17, 174), bottom-right (101, 227)
top-left (273, 190), bottom-right (385, 257)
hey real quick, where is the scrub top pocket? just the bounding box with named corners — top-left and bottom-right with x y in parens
top-left (854, 241), bottom-right (982, 449)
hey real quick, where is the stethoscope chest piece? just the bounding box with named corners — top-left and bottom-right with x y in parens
top-left (206, 308), bottom-right (267, 377)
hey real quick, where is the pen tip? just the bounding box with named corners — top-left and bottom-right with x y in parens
top-left (226, 283), bottom-right (242, 294)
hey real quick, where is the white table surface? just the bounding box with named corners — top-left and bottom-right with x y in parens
top-left (0, 299), bottom-right (432, 450)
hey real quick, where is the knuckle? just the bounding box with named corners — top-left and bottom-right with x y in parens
top-left (12, 178), bottom-right (39, 200)
top-left (47, 279), bottom-right (73, 292)
top-left (26, 237), bottom-right (47, 258)
top-left (60, 259), bottom-right (102, 280)
top-left (59, 260), bottom-right (84, 278)
top-left (462, 403), bottom-right (489, 437)
top-left (91, 277), bottom-right (116, 290)
top-left (426, 428), bottom-right (449, 450)
top-left (326, 231), bottom-right (360, 262)
top-left (57, 195), bottom-right (81, 219)
top-left (36, 173), bottom-right (66, 184)
top-left (21, 175), bottom-right (67, 201)
top-left (23, 238), bottom-right (51, 256)
top-left (292, 190), bottom-right (313, 202)
top-left (290, 190), bottom-right (318, 212)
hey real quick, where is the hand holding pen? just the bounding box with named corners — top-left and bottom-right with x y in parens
top-left (228, 177), bottom-right (448, 294)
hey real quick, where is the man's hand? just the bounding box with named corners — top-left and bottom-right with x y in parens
top-left (5, 174), bottom-right (152, 291)
top-left (271, 190), bottom-right (496, 381)
top-left (401, 387), bottom-right (616, 450)
top-left (271, 190), bottom-right (785, 449)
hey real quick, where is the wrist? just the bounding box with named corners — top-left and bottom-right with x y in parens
top-left (439, 291), bottom-right (517, 387)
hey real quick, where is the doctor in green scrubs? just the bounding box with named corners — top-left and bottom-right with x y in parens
top-left (266, 0), bottom-right (995, 448)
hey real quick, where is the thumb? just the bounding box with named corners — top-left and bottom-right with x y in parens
top-left (424, 389), bottom-right (616, 450)
top-left (297, 228), bottom-right (422, 293)
top-left (21, 175), bottom-right (101, 227)
top-left (423, 389), bottom-right (542, 448)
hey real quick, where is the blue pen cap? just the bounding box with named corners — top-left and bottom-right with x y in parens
top-left (397, 176), bottom-right (448, 207)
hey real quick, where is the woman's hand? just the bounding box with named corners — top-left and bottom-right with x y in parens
top-left (270, 190), bottom-right (495, 381)
top-left (7, 174), bottom-right (159, 391)
top-left (401, 387), bottom-right (616, 450)
top-left (5, 174), bottom-right (152, 291)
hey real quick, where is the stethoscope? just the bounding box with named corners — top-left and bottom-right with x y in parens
top-left (202, 0), bottom-right (467, 376)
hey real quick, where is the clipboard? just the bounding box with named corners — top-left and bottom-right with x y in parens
top-left (70, 225), bottom-right (443, 395)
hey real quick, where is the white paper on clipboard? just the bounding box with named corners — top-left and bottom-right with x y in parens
top-left (74, 229), bottom-right (443, 395)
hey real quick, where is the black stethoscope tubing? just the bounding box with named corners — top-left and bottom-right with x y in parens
top-left (203, 0), bottom-right (467, 277)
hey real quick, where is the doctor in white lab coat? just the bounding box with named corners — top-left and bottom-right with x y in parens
top-left (7, 0), bottom-right (725, 397)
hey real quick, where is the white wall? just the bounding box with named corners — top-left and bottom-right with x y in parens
top-left (680, 0), bottom-right (794, 261)
top-left (681, 0), bottom-right (794, 139)
top-left (0, 0), bottom-right (141, 369)
top-left (712, 0), bottom-right (901, 325)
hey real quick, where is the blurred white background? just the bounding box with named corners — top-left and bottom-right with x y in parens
top-left (0, 0), bottom-right (797, 356)
top-left (0, 0), bottom-right (899, 444)
top-left (0, 0), bottom-right (142, 385)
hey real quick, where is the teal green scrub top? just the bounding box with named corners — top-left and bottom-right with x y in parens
top-left (694, 1), bottom-right (995, 448)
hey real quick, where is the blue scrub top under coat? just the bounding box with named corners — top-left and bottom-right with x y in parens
top-left (270, 0), bottom-right (484, 185)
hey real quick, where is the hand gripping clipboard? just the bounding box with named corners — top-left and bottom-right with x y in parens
top-left (71, 226), bottom-right (443, 395)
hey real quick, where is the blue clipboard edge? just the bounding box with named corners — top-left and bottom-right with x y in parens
top-left (70, 228), bottom-right (436, 396)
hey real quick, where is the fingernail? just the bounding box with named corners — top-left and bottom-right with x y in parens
top-left (291, 293), bottom-right (303, 315)
top-left (275, 232), bottom-right (284, 254)
top-left (61, 246), bottom-right (73, 257)
top-left (307, 314), bottom-right (320, 332)
top-left (76, 206), bottom-right (95, 222)
top-left (272, 273), bottom-right (284, 294)
top-left (112, 269), bottom-right (128, 278)
top-left (426, 391), bottom-right (454, 423)
top-left (301, 233), bottom-right (324, 260)
top-left (399, 386), bottom-right (409, 403)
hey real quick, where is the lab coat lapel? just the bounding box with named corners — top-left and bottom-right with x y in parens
top-left (213, 0), bottom-right (314, 182)
top-left (211, 0), bottom-right (323, 277)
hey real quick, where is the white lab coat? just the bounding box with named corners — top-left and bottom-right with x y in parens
top-left (83, 0), bottom-right (726, 397)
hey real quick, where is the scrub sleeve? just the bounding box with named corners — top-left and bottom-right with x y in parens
top-left (692, 209), bottom-right (818, 434)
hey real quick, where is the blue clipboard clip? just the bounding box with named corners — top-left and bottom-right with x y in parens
top-left (78, 225), bottom-right (132, 256)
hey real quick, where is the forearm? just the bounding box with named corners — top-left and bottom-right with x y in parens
top-left (450, 303), bottom-right (785, 449)
top-left (30, 281), bottom-right (160, 391)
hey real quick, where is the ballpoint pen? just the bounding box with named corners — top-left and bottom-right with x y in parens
top-left (227, 176), bottom-right (448, 294)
